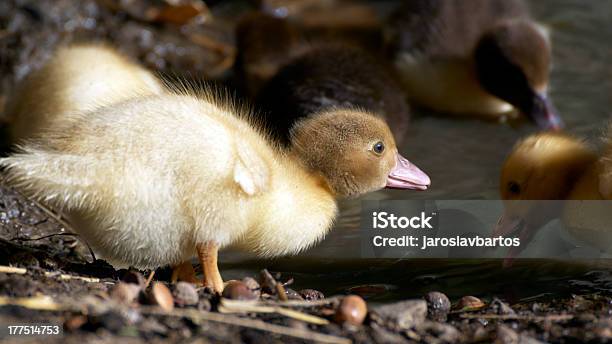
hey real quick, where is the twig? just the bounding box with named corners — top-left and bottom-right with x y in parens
top-left (0, 295), bottom-right (62, 311)
top-left (218, 299), bottom-right (329, 325)
top-left (275, 282), bottom-right (288, 301)
top-left (0, 294), bottom-right (349, 344)
top-left (459, 313), bottom-right (574, 321)
top-left (261, 297), bottom-right (340, 307)
top-left (0, 265), bottom-right (100, 283)
top-left (145, 307), bottom-right (350, 344)
top-left (145, 270), bottom-right (156, 288)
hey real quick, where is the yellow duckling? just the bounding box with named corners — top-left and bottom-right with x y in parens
top-left (5, 44), bottom-right (163, 142)
top-left (494, 130), bottom-right (612, 261)
top-left (0, 46), bottom-right (430, 293)
top-left (386, 0), bottom-right (562, 130)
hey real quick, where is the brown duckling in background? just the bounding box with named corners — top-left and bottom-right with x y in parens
top-left (235, 13), bottom-right (412, 144)
top-left (1, 45), bottom-right (429, 293)
top-left (386, 0), bottom-right (563, 130)
top-left (234, 12), bottom-right (302, 98)
top-left (5, 44), bottom-right (163, 143)
top-left (255, 43), bottom-right (412, 144)
top-left (494, 130), bottom-right (612, 262)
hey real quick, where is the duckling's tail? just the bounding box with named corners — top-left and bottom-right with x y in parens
top-left (0, 148), bottom-right (104, 210)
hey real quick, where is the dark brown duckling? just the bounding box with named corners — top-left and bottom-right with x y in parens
top-left (386, 0), bottom-right (562, 130)
top-left (255, 43), bottom-right (411, 145)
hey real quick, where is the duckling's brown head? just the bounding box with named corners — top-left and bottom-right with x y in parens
top-left (494, 132), bottom-right (596, 263)
top-left (290, 109), bottom-right (430, 198)
top-left (474, 20), bottom-right (563, 130)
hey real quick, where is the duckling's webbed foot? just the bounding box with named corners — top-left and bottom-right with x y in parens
top-left (196, 241), bottom-right (224, 293)
top-left (171, 261), bottom-right (198, 284)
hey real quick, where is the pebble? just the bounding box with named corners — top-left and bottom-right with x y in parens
top-left (334, 295), bottom-right (367, 326)
top-left (172, 281), bottom-right (199, 306)
top-left (371, 299), bottom-right (427, 330)
top-left (148, 282), bottom-right (174, 312)
top-left (424, 291), bottom-right (451, 321)
top-left (489, 298), bottom-right (515, 315)
top-left (222, 280), bottom-right (257, 300)
top-left (285, 288), bottom-right (304, 300)
top-left (299, 289), bottom-right (324, 301)
top-left (242, 277), bottom-right (261, 298)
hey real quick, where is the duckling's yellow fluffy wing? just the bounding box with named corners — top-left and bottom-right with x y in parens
top-left (233, 133), bottom-right (270, 196)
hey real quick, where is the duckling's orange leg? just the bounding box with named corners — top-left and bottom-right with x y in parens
top-left (171, 261), bottom-right (198, 284)
top-left (196, 242), bottom-right (224, 293)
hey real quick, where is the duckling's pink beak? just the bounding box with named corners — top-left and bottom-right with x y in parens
top-left (492, 213), bottom-right (535, 267)
top-left (385, 154), bottom-right (430, 190)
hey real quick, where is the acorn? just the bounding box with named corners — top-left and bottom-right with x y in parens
top-left (222, 280), bottom-right (257, 300)
top-left (456, 296), bottom-right (486, 311)
top-left (148, 282), bottom-right (175, 312)
top-left (334, 295), bottom-right (367, 325)
top-left (110, 282), bottom-right (141, 305)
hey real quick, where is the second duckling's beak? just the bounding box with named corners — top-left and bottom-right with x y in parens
top-left (385, 154), bottom-right (430, 190)
top-left (492, 213), bottom-right (534, 267)
top-left (526, 92), bottom-right (564, 131)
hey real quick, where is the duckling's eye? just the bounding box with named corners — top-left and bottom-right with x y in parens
top-left (508, 181), bottom-right (521, 195)
top-left (372, 141), bottom-right (385, 155)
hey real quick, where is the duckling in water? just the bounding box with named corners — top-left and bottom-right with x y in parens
top-left (494, 130), bottom-right (612, 262)
top-left (386, 0), bottom-right (562, 130)
top-left (1, 47), bottom-right (430, 293)
top-left (235, 14), bottom-right (412, 144)
top-left (5, 44), bottom-right (163, 142)
top-left (256, 43), bottom-right (412, 144)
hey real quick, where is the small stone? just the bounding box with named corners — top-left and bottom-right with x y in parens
top-left (417, 320), bottom-right (462, 343)
top-left (110, 282), bottom-right (141, 305)
top-left (372, 300), bottom-right (427, 330)
top-left (173, 281), bottom-right (199, 306)
top-left (222, 280), bottom-right (257, 300)
top-left (424, 291), bottom-right (451, 321)
top-left (242, 277), bottom-right (261, 297)
top-left (285, 288), bottom-right (303, 300)
top-left (299, 289), bottom-right (324, 301)
top-left (149, 282), bottom-right (175, 312)
top-left (456, 296), bottom-right (486, 311)
top-left (494, 324), bottom-right (519, 344)
top-left (489, 298), bottom-right (515, 315)
top-left (334, 295), bottom-right (367, 326)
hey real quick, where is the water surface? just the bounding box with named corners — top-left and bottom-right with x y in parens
top-left (223, 0), bottom-right (612, 301)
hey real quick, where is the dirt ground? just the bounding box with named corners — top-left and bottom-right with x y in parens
top-left (1, 1), bottom-right (611, 343)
